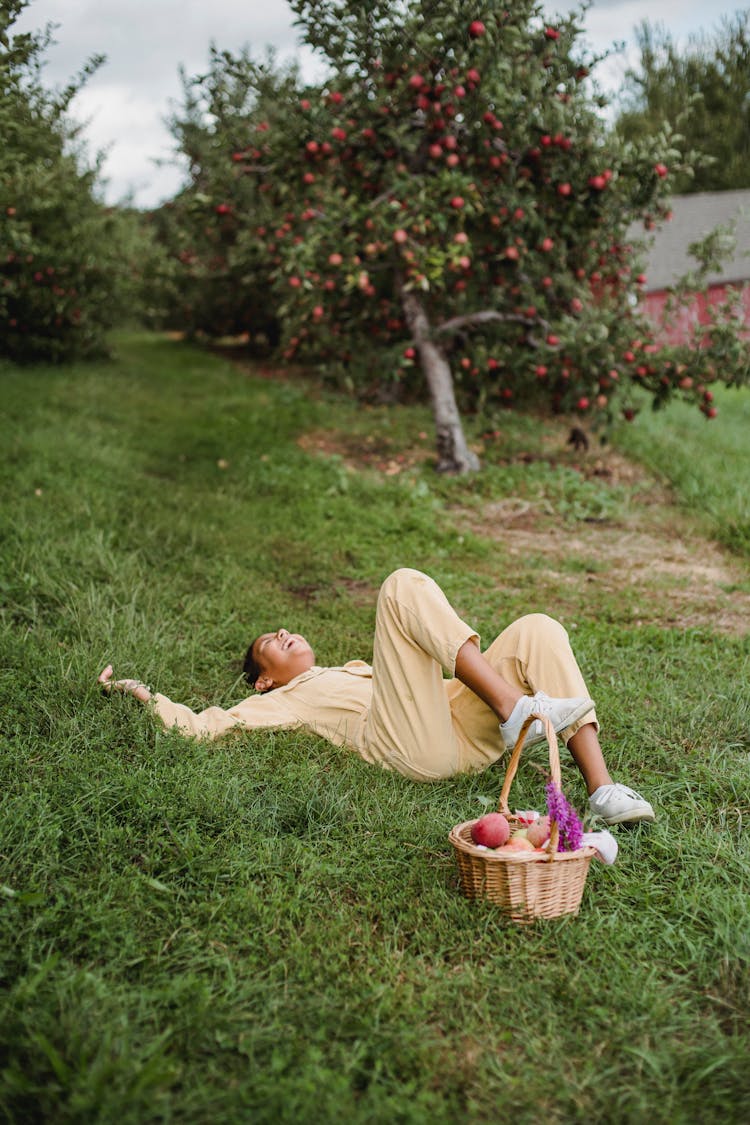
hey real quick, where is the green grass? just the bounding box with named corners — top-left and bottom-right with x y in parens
top-left (611, 384), bottom-right (750, 555)
top-left (1, 333), bottom-right (749, 1124)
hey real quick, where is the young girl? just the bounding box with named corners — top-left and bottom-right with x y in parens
top-left (100, 567), bottom-right (654, 826)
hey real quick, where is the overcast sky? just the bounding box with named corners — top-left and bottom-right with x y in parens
top-left (13, 0), bottom-right (748, 208)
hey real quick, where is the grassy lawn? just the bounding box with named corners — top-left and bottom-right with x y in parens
top-left (1, 333), bottom-right (749, 1124)
top-left (611, 384), bottom-right (750, 556)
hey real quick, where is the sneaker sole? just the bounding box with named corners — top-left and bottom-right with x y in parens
top-left (599, 808), bottom-right (656, 826)
top-left (515, 697), bottom-right (595, 749)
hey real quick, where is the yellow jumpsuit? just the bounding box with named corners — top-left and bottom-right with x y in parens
top-left (151, 568), bottom-right (597, 782)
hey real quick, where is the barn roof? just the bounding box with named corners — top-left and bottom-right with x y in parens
top-left (631, 188), bottom-right (750, 292)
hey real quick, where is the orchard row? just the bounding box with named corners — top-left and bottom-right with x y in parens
top-left (3, 1), bottom-right (745, 463)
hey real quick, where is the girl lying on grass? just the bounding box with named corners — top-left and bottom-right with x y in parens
top-left (99, 567), bottom-right (654, 826)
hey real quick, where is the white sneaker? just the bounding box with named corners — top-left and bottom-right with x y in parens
top-left (589, 783), bottom-right (655, 825)
top-left (499, 691), bottom-right (595, 750)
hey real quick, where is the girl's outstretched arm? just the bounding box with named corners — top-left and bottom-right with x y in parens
top-left (98, 664), bottom-right (300, 740)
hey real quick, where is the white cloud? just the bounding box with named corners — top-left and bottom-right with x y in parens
top-left (70, 83), bottom-right (188, 205)
top-left (12, 0), bottom-right (747, 207)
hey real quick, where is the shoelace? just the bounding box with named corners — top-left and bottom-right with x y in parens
top-left (596, 784), bottom-right (642, 802)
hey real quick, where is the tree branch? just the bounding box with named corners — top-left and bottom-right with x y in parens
top-left (435, 309), bottom-right (550, 335)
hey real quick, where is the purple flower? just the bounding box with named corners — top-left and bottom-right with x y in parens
top-left (545, 781), bottom-right (584, 852)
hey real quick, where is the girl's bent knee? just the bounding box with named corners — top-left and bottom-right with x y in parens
top-left (381, 567), bottom-right (427, 589)
top-left (515, 612), bottom-right (568, 645)
top-left (377, 567), bottom-right (430, 604)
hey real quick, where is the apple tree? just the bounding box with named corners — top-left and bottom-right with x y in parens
top-left (0, 1), bottom-right (135, 362)
top-left (150, 51), bottom-right (304, 345)
top-left (166, 0), bottom-right (748, 470)
top-left (237, 0), bottom-right (697, 469)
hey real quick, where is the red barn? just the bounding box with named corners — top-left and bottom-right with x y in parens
top-left (634, 189), bottom-right (750, 344)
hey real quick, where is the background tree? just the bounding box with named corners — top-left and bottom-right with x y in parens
top-left (0, 1), bottom-right (140, 361)
top-left (252, 0), bottom-right (683, 471)
top-left (148, 50), bottom-right (304, 346)
top-left (616, 12), bottom-right (750, 193)
top-left (162, 0), bottom-right (748, 471)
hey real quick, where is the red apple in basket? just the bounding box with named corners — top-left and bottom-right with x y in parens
top-left (526, 816), bottom-right (551, 848)
top-left (471, 813), bottom-right (510, 848)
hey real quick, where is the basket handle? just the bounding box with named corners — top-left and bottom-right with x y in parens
top-left (497, 713), bottom-right (561, 856)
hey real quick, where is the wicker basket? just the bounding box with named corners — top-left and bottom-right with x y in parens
top-left (449, 713), bottom-right (596, 923)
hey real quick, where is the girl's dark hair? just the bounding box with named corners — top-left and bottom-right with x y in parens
top-left (243, 636), bottom-right (264, 689)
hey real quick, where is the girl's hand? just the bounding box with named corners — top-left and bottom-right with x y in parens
top-left (98, 665), bottom-right (152, 703)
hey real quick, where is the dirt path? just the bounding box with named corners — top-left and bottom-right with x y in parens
top-left (299, 429), bottom-right (750, 636)
top-left (457, 501), bottom-right (750, 634)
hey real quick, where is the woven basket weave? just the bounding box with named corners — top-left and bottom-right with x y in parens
top-left (449, 713), bottom-right (595, 924)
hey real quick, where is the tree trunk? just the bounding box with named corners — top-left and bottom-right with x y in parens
top-left (400, 289), bottom-right (480, 473)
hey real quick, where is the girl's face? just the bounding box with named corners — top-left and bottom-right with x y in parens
top-left (251, 628), bottom-right (315, 690)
